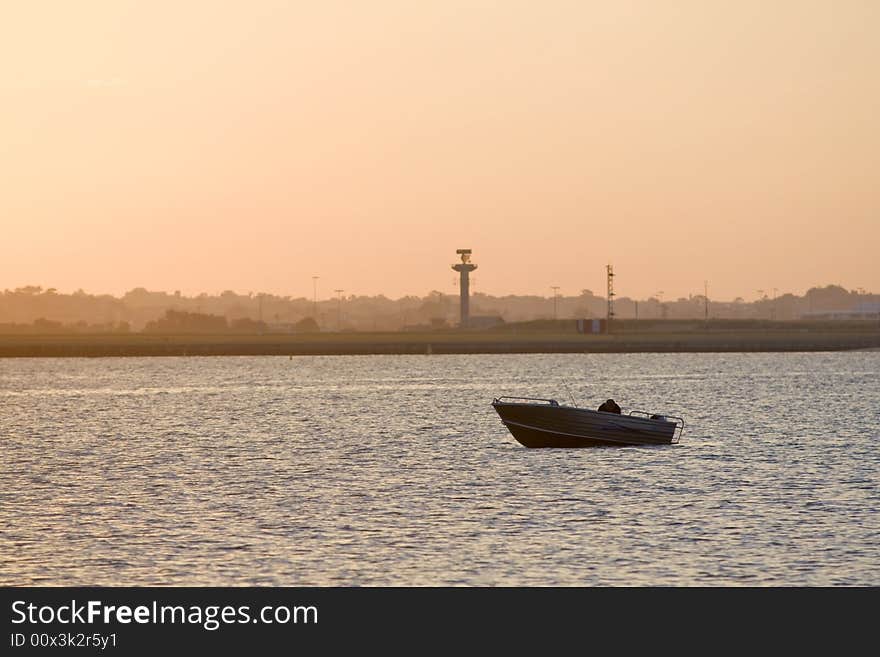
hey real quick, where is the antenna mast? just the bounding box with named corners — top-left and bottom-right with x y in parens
top-left (606, 264), bottom-right (615, 334)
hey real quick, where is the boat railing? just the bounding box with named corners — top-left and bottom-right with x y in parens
top-left (628, 410), bottom-right (686, 443)
top-left (493, 396), bottom-right (560, 406)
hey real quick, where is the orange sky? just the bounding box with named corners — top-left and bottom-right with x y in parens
top-left (2, 1), bottom-right (878, 301)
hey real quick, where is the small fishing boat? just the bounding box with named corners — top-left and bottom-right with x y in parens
top-left (492, 397), bottom-right (684, 448)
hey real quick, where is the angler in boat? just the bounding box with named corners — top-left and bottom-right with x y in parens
top-left (492, 396), bottom-right (684, 448)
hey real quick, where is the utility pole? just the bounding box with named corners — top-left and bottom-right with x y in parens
top-left (772, 287), bottom-right (778, 321)
top-left (606, 265), bottom-right (615, 333)
top-left (312, 276), bottom-right (319, 321)
top-left (551, 286), bottom-right (560, 320)
top-left (334, 289), bottom-right (344, 330)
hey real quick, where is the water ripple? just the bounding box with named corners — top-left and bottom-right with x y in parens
top-left (1, 352), bottom-right (878, 585)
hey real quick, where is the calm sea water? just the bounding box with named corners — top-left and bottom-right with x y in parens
top-left (2, 352), bottom-right (878, 586)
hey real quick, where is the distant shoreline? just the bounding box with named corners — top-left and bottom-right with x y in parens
top-left (1, 329), bottom-right (878, 357)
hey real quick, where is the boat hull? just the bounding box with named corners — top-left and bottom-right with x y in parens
top-left (492, 401), bottom-right (677, 448)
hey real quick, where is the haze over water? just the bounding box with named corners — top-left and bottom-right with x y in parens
top-left (2, 352), bottom-right (878, 586)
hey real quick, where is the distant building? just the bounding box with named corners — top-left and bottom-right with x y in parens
top-left (576, 318), bottom-right (607, 334)
top-left (801, 302), bottom-right (880, 320)
top-left (266, 322), bottom-right (297, 334)
top-left (468, 315), bottom-right (505, 329)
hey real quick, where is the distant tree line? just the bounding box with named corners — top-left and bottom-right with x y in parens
top-left (0, 284), bottom-right (875, 334)
top-left (0, 318), bottom-right (130, 335)
top-left (142, 310), bottom-right (317, 334)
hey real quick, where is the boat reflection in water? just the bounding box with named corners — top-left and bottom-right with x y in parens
top-left (492, 397), bottom-right (684, 448)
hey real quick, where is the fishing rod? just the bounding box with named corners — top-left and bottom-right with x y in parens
top-left (561, 378), bottom-right (578, 407)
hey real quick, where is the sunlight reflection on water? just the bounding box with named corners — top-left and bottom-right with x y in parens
top-left (2, 352), bottom-right (878, 585)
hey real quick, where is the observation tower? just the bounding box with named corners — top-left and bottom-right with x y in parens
top-left (452, 249), bottom-right (477, 328)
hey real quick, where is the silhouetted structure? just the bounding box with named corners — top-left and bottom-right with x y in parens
top-left (452, 249), bottom-right (477, 328)
top-left (606, 264), bottom-right (615, 333)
